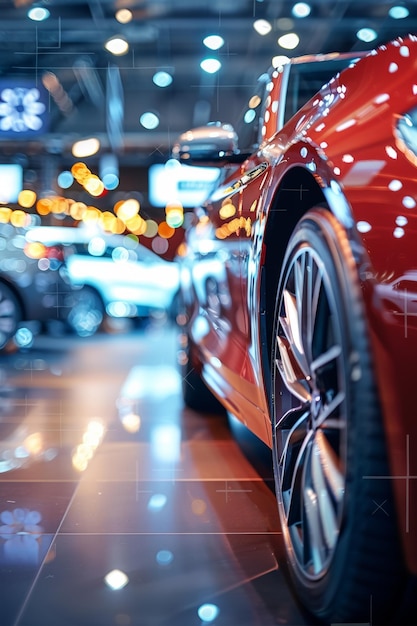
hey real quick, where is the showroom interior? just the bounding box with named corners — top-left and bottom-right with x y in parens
top-left (0, 1), bottom-right (416, 625)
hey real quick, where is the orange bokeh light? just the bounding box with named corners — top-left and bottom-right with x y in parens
top-left (158, 221), bottom-right (175, 239)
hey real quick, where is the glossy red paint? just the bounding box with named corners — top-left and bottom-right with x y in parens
top-left (178, 35), bottom-right (417, 584)
top-left (294, 39), bottom-right (417, 572)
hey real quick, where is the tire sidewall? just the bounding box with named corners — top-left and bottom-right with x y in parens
top-left (0, 281), bottom-right (22, 348)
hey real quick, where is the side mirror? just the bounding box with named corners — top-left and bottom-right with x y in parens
top-left (172, 122), bottom-right (246, 166)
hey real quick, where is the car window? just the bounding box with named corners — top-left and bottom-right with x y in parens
top-left (232, 56), bottom-right (361, 153)
top-left (234, 72), bottom-right (272, 154)
top-left (283, 57), bottom-right (360, 124)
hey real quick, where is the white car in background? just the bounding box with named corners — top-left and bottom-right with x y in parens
top-left (26, 226), bottom-right (180, 336)
top-left (0, 222), bottom-right (79, 349)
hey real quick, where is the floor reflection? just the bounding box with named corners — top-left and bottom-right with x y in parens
top-left (0, 320), bottom-right (311, 626)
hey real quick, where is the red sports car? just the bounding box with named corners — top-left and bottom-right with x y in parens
top-left (174, 35), bottom-right (417, 624)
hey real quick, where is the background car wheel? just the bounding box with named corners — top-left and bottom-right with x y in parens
top-left (271, 209), bottom-right (405, 624)
top-left (0, 281), bottom-right (22, 350)
top-left (67, 286), bottom-right (104, 337)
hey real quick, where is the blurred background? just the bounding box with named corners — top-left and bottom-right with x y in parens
top-left (0, 0), bottom-right (415, 348)
top-left (0, 4), bottom-right (416, 626)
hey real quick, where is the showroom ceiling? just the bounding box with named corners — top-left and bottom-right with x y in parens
top-left (0, 0), bottom-right (416, 165)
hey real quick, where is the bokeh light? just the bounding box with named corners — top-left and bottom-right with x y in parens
top-left (158, 221), bottom-right (175, 239)
top-left (143, 220), bottom-right (158, 238)
top-left (18, 189), bottom-right (37, 208)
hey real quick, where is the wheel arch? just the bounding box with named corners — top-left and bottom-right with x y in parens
top-left (260, 164), bottom-right (335, 394)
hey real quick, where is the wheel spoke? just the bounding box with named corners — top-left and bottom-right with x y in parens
top-left (285, 430), bottom-right (314, 525)
top-left (0, 298), bottom-right (15, 317)
top-left (310, 344), bottom-right (342, 375)
top-left (294, 254), bottom-right (305, 348)
top-left (277, 408), bottom-right (310, 493)
top-left (310, 257), bottom-right (324, 335)
top-left (302, 254), bottom-right (325, 367)
top-left (315, 429), bottom-right (344, 503)
top-left (0, 292), bottom-right (18, 342)
top-left (276, 335), bottom-right (311, 403)
top-left (304, 485), bottom-right (327, 575)
top-left (301, 251), bottom-right (316, 365)
top-left (311, 438), bottom-right (339, 550)
top-left (281, 253), bottom-right (315, 376)
top-left (275, 404), bottom-right (309, 431)
top-left (315, 390), bottom-right (345, 429)
top-left (0, 319), bottom-right (14, 332)
top-left (279, 289), bottom-right (310, 377)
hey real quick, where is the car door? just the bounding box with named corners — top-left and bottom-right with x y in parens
top-left (185, 72), bottom-right (281, 438)
top-left (234, 56), bottom-right (363, 402)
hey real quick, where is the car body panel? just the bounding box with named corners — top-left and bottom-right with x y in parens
top-left (177, 36), bottom-right (417, 573)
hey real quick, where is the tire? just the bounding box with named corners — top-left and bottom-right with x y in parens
top-left (0, 281), bottom-right (22, 349)
top-left (66, 286), bottom-right (104, 337)
top-left (177, 307), bottom-right (226, 415)
top-left (270, 208), bottom-right (404, 624)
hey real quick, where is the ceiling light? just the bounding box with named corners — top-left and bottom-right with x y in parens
top-left (140, 111), bottom-right (160, 130)
top-left (115, 9), bottom-right (133, 24)
top-left (28, 7), bottom-right (50, 21)
top-left (84, 175), bottom-right (105, 197)
top-left (72, 138), bottom-right (100, 158)
top-left (153, 71), bottom-right (173, 88)
top-left (200, 58), bottom-right (221, 74)
top-left (278, 33), bottom-right (300, 50)
top-left (272, 54), bottom-right (290, 67)
top-left (389, 5), bottom-right (409, 19)
top-left (203, 35), bottom-right (224, 50)
top-left (57, 171), bottom-right (74, 189)
top-left (356, 28), bottom-right (378, 43)
top-left (100, 154), bottom-right (119, 190)
top-left (156, 549), bottom-right (174, 565)
top-left (104, 569), bottom-right (129, 591)
top-left (104, 37), bottom-right (129, 56)
top-left (292, 2), bottom-right (311, 18)
top-left (253, 19), bottom-right (272, 36)
top-left (198, 604), bottom-right (220, 622)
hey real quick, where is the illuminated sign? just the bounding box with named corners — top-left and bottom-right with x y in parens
top-left (0, 79), bottom-right (49, 137)
top-left (148, 163), bottom-right (220, 208)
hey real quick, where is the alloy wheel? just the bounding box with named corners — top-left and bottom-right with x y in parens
top-left (0, 282), bottom-right (22, 349)
top-left (272, 242), bottom-right (348, 580)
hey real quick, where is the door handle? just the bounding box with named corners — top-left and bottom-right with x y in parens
top-left (225, 161), bottom-right (269, 193)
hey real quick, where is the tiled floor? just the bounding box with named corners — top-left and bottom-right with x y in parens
top-left (0, 320), bottom-right (312, 626)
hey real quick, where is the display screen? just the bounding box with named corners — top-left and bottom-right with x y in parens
top-left (148, 162), bottom-right (220, 208)
top-left (0, 163), bottom-right (23, 203)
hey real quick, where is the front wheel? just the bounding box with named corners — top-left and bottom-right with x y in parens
top-left (271, 209), bottom-right (404, 624)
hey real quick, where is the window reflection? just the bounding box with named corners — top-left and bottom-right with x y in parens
top-left (0, 508), bottom-right (51, 565)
